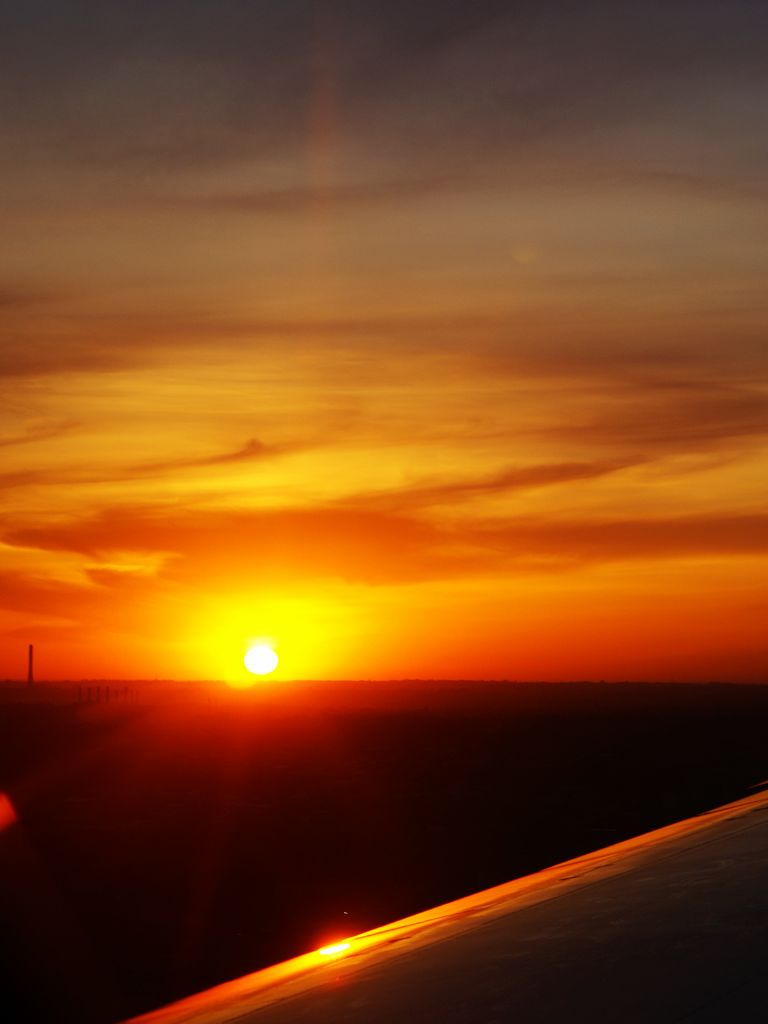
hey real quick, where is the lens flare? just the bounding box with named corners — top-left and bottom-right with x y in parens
top-left (0, 793), bottom-right (18, 833)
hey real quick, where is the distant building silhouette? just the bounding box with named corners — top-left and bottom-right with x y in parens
top-left (27, 644), bottom-right (34, 687)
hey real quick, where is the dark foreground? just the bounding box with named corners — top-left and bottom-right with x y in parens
top-left (1, 681), bottom-right (767, 1023)
top-left (127, 790), bottom-right (768, 1024)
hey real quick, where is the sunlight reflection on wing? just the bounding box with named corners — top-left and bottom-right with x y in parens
top-left (318, 941), bottom-right (351, 957)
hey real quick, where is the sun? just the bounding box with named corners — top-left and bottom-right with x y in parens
top-left (244, 644), bottom-right (279, 676)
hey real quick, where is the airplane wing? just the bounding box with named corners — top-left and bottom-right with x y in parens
top-left (124, 789), bottom-right (768, 1024)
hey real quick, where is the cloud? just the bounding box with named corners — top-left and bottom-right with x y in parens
top-left (125, 437), bottom-right (299, 477)
top-left (0, 570), bottom-right (100, 619)
top-left (3, 0), bottom-right (766, 184)
top-left (154, 175), bottom-right (463, 215)
top-left (3, 506), bottom-right (451, 585)
top-left (143, 161), bottom-right (768, 221)
top-left (0, 284), bottom-right (55, 310)
top-left (3, 298), bottom-right (766, 392)
top-left (6, 504), bottom-right (768, 589)
top-left (0, 470), bottom-right (50, 493)
top-left (472, 513), bottom-right (768, 566)
top-left (0, 335), bottom-right (133, 379)
top-left (531, 380), bottom-right (768, 452)
top-left (0, 310), bottom-right (480, 378)
top-left (347, 460), bottom-right (635, 511)
top-left (0, 567), bottom-right (159, 649)
top-left (0, 421), bottom-right (77, 449)
top-left (83, 567), bottom-right (157, 589)
top-left (0, 437), bottom-right (298, 491)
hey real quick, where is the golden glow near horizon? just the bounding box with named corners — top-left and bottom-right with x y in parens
top-left (1, 4), bottom-right (767, 684)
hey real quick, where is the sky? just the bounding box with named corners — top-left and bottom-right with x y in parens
top-left (1, 0), bottom-right (767, 683)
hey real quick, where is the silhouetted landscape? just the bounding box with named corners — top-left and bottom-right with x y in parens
top-left (1, 680), bottom-right (767, 1023)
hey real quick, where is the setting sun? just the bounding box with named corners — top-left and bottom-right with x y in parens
top-left (244, 644), bottom-right (279, 676)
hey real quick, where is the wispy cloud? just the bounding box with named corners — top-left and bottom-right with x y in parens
top-left (125, 437), bottom-right (301, 477)
top-left (154, 175), bottom-right (462, 214)
top-left (0, 421), bottom-right (77, 449)
top-left (0, 437), bottom-right (299, 491)
top-left (532, 380), bottom-right (768, 451)
top-left (0, 284), bottom-right (54, 310)
top-left (346, 460), bottom-right (636, 511)
top-left (471, 513), bottom-right (768, 567)
top-left (6, 504), bottom-right (768, 589)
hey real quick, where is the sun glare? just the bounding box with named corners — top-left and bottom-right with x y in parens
top-left (318, 942), bottom-right (351, 957)
top-left (244, 644), bottom-right (279, 676)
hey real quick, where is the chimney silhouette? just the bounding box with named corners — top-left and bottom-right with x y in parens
top-left (27, 644), bottom-right (34, 687)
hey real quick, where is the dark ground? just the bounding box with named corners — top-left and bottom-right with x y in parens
top-left (1, 681), bottom-right (767, 1024)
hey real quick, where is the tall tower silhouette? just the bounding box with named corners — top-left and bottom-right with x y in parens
top-left (27, 644), bottom-right (34, 687)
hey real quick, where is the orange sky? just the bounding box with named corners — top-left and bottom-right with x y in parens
top-left (1, 2), bottom-right (767, 683)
